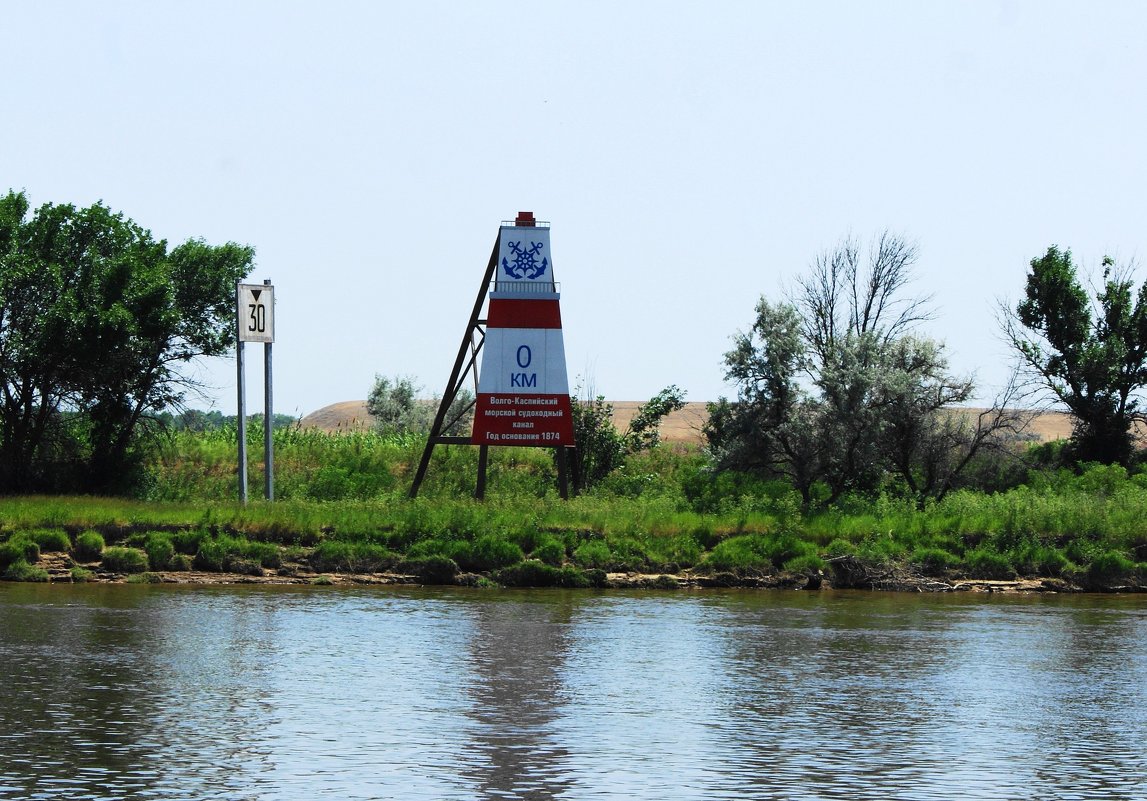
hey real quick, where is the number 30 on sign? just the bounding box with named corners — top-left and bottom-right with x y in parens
top-left (237, 283), bottom-right (275, 343)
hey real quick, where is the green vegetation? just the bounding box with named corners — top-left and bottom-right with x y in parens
top-left (72, 530), bottom-right (106, 561)
top-left (25, 528), bottom-right (71, 552)
top-left (706, 233), bottom-right (1022, 505)
top-left (367, 374), bottom-right (473, 437)
top-left (101, 547), bottom-right (150, 574)
top-left (0, 204), bottom-right (1144, 592)
top-left (4, 560), bottom-right (49, 582)
top-left (1003, 246), bottom-right (1147, 467)
top-left (0, 438), bottom-right (1144, 589)
top-left (564, 385), bottom-right (686, 490)
top-left (0, 190), bottom-right (254, 495)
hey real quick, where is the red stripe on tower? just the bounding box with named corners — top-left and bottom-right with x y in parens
top-left (486, 298), bottom-right (562, 329)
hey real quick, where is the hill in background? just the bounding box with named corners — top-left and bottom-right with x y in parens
top-left (299, 400), bottom-right (1077, 445)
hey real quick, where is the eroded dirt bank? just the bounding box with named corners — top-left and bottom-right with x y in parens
top-left (36, 552), bottom-right (1142, 593)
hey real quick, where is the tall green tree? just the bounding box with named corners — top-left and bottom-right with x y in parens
top-left (0, 190), bottom-right (254, 492)
top-left (1004, 246), bottom-right (1147, 466)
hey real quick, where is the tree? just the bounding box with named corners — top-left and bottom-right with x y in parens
top-left (1003, 246), bottom-right (1147, 466)
top-left (565, 384), bottom-right (686, 490)
top-left (366, 374), bottom-right (473, 436)
top-left (0, 190), bottom-right (254, 492)
top-left (708, 232), bottom-right (1020, 504)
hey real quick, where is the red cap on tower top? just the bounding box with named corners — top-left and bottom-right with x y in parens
top-left (515, 211), bottom-right (536, 227)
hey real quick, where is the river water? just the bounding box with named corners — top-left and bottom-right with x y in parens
top-left (0, 584), bottom-right (1144, 800)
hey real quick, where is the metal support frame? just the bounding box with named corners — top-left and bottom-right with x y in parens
top-left (409, 232), bottom-right (576, 500)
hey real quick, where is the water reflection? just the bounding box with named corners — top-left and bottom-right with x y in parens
top-left (462, 592), bottom-right (576, 799)
top-left (0, 585), bottom-right (283, 800)
top-left (0, 585), bottom-right (1144, 800)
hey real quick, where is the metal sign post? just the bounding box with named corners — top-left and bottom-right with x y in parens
top-left (236, 280), bottom-right (275, 503)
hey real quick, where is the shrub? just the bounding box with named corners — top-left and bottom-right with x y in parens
top-left (306, 466), bottom-right (356, 501)
top-left (963, 548), bottom-right (1015, 580)
top-left (0, 539), bottom-right (39, 569)
top-left (783, 554), bottom-right (827, 574)
top-left (647, 533), bottom-right (703, 571)
top-left (1085, 550), bottom-right (1136, 588)
top-left (583, 568), bottom-right (608, 587)
top-left (193, 535), bottom-right (272, 572)
top-left (70, 566), bottom-right (94, 582)
top-left (102, 547), bottom-right (150, 574)
top-left (395, 555), bottom-right (458, 584)
top-left (495, 560), bottom-right (591, 588)
top-left (171, 529), bottom-right (208, 555)
top-left (703, 535), bottom-right (773, 572)
top-left (572, 540), bottom-right (612, 570)
top-left (3, 560), bottom-right (49, 582)
top-left (467, 535), bottom-right (524, 572)
top-left (606, 537), bottom-right (652, 572)
top-left (763, 533), bottom-right (816, 567)
top-left (169, 553), bottom-right (194, 571)
top-left (73, 531), bottom-right (106, 562)
top-left (309, 540), bottom-right (395, 573)
top-left (824, 538), bottom-right (857, 558)
top-left (531, 538), bottom-right (566, 567)
top-left (144, 532), bottom-right (176, 571)
top-left (1011, 544), bottom-right (1071, 577)
top-left (911, 547), bottom-right (958, 577)
top-left (690, 521), bottom-right (719, 549)
top-left (703, 533), bottom-right (816, 573)
top-left (27, 529), bottom-right (71, 552)
top-left (194, 538), bottom-right (232, 572)
top-left (245, 541), bottom-right (283, 569)
top-left (127, 572), bottom-right (163, 584)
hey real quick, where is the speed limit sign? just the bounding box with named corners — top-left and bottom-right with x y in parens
top-left (237, 283), bottom-right (274, 343)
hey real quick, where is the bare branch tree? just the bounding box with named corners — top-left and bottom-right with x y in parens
top-left (795, 231), bottom-right (931, 371)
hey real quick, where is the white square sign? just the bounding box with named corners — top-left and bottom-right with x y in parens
top-left (237, 283), bottom-right (274, 343)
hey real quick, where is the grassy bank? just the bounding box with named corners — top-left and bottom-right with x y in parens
top-left (0, 425), bottom-right (1145, 590)
top-left (2, 458), bottom-right (1146, 590)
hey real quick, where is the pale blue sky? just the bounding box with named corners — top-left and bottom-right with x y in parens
top-left (4, 1), bottom-right (1145, 416)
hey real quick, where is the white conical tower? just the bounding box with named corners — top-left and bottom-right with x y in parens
top-left (472, 212), bottom-right (575, 447)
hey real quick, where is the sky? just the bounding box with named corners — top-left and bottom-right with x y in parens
top-left (3, 1), bottom-right (1146, 417)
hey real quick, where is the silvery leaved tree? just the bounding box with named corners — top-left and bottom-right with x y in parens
top-left (707, 232), bottom-right (1024, 505)
top-left (367, 374), bottom-right (474, 437)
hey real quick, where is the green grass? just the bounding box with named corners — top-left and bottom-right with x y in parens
top-left (3, 560), bottom-right (50, 582)
top-left (0, 433), bottom-right (1144, 590)
top-left (73, 530), bottom-right (106, 561)
top-left (102, 547), bottom-right (150, 574)
top-left (70, 566), bottom-right (95, 582)
top-left (24, 528), bottom-right (71, 552)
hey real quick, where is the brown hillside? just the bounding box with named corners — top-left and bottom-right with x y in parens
top-left (300, 400), bottom-right (1081, 445)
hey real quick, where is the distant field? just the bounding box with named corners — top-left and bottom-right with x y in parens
top-left (300, 400), bottom-right (1080, 445)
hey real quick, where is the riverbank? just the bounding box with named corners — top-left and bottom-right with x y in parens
top-left (32, 551), bottom-right (1140, 594)
top-left (3, 485), bottom-right (1146, 594)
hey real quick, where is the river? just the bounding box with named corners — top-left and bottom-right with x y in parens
top-left (1, 584), bottom-right (1144, 800)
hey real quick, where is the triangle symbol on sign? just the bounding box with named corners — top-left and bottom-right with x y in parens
top-left (251, 289), bottom-right (262, 301)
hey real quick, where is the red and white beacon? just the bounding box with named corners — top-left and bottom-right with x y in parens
top-left (471, 212), bottom-right (575, 447)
